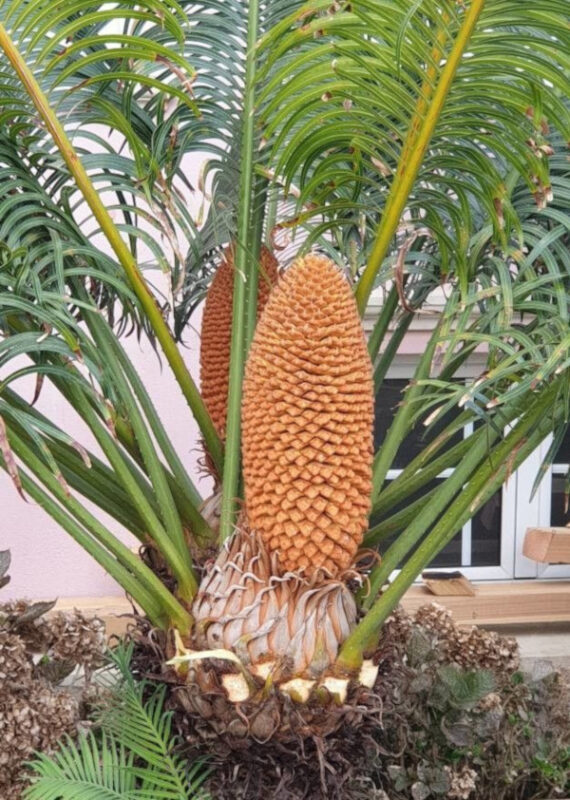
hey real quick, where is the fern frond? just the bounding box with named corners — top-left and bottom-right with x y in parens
top-left (23, 732), bottom-right (137, 800)
top-left (101, 682), bottom-right (199, 798)
top-left (98, 647), bottom-right (210, 799)
top-left (23, 648), bottom-right (210, 800)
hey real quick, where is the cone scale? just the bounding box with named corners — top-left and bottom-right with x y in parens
top-left (200, 244), bottom-right (279, 440)
top-left (241, 254), bottom-right (374, 579)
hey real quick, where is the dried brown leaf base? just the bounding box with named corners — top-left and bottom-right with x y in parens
top-left (0, 602), bottom-right (106, 799)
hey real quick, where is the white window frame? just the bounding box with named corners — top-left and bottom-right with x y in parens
top-left (513, 435), bottom-right (570, 580)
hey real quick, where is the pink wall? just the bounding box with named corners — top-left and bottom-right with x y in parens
top-left (1, 140), bottom-right (217, 601)
top-left (1, 304), bottom-right (214, 601)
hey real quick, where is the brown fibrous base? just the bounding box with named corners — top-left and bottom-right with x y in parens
top-left (128, 605), bottom-right (570, 800)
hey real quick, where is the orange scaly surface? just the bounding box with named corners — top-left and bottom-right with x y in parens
top-left (200, 245), bottom-right (278, 439)
top-left (241, 254), bottom-right (374, 578)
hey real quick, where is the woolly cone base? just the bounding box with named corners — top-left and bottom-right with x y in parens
top-left (241, 254), bottom-right (373, 579)
top-left (191, 528), bottom-right (357, 681)
top-left (127, 606), bottom-right (556, 800)
top-left (198, 488), bottom-right (223, 538)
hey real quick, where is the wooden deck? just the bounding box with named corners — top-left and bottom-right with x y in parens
top-left (53, 581), bottom-right (570, 634)
top-left (401, 580), bottom-right (570, 626)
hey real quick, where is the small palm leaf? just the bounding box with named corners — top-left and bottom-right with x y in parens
top-left (23, 732), bottom-right (137, 800)
top-left (101, 681), bottom-right (203, 798)
top-left (23, 648), bottom-right (210, 800)
top-left (98, 647), bottom-right (210, 799)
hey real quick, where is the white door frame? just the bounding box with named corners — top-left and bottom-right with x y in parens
top-left (513, 434), bottom-right (570, 579)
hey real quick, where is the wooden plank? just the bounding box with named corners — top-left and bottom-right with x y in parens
top-left (523, 526), bottom-right (570, 564)
top-left (422, 570), bottom-right (476, 596)
top-left (51, 582), bottom-right (570, 634)
top-left (401, 581), bottom-right (570, 626)
top-left (52, 596), bottom-right (134, 639)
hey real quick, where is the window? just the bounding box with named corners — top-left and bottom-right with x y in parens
top-left (365, 296), bottom-right (569, 581)
top-left (373, 379), bottom-right (504, 572)
top-left (551, 427), bottom-right (570, 528)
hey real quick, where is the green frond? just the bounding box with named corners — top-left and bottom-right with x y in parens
top-left (170, 0), bottom-right (307, 338)
top-left (0, 239), bottom-right (211, 616)
top-left (97, 648), bottom-right (211, 799)
top-left (258, 0), bottom-right (570, 306)
top-left (23, 648), bottom-right (210, 799)
top-left (23, 733), bottom-right (137, 800)
top-left (0, 1), bottom-right (199, 330)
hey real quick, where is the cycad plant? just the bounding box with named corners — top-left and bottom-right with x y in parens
top-left (0, 0), bottom-right (569, 782)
